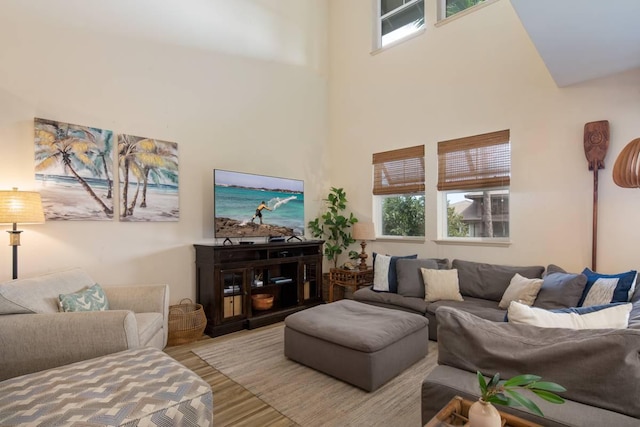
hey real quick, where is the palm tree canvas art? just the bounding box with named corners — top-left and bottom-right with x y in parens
top-left (35, 118), bottom-right (115, 220)
top-left (118, 134), bottom-right (179, 222)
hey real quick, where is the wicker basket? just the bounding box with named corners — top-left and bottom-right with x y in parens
top-left (167, 298), bottom-right (207, 346)
top-left (251, 293), bottom-right (274, 310)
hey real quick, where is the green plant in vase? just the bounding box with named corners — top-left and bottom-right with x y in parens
top-left (308, 187), bottom-right (358, 269)
top-left (471, 371), bottom-right (566, 426)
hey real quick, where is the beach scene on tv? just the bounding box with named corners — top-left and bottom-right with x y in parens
top-left (214, 170), bottom-right (304, 239)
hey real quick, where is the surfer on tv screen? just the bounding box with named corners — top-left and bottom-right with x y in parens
top-left (251, 201), bottom-right (272, 224)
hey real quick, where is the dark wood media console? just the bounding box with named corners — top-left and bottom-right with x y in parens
top-left (194, 240), bottom-right (324, 337)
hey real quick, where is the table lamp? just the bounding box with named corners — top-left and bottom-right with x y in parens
top-left (352, 222), bottom-right (375, 270)
top-left (0, 188), bottom-right (45, 279)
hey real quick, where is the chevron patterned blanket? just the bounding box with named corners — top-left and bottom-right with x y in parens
top-left (0, 347), bottom-right (212, 426)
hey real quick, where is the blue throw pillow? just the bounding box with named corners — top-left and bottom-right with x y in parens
top-left (372, 253), bottom-right (417, 293)
top-left (578, 268), bottom-right (637, 307)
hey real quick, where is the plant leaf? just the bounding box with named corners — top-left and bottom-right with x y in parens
top-left (530, 381), bottom-right (567, 393)
top-left (532, 389), bottom-right (565, 404)
top-left (487, 372), bottom-right (501, 389)
top-left (506, 390), bottom-right (544, 417)
top-left (477, 371), bottom-right (487, 394)
top-left (504, 374), bottom-right (541, 387)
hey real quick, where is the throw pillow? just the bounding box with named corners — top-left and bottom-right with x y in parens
top-left (578, 268), bottom-right (638, 307)
top-left (420, 268), bottom-right (464, 303)
top-left (533, 271), bottom-right (588, 309)
top-left (507, 300), bottom-right (631, 330)
top-left (372, 253), bottom-right (417, 293)
top-left (396, 258), bottom-right (438, 298)
top-left (59, 283), bottom-right (110, 312)
top-left (498, 273), bottom-right (543, 309)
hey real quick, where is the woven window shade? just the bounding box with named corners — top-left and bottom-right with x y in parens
top-left (372, 145), bottom-right (425, 195)
top-left (437, 130), bottom-right (510, 191)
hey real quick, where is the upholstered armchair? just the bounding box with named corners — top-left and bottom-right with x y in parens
top-left (0, 268), bottom-right (169, 381)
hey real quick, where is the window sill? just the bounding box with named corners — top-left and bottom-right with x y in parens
top-left (433, 238), bottom-right (511, 247)
top-left (375, 236), bottom-right (426, 243)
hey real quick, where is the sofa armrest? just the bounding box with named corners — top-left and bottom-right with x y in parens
top-left (436, 306), bottom-right (640, 418)
top-left (103, 284), bottom-right (169, 314)
top-left (0, 311), bottom-right (139, 381)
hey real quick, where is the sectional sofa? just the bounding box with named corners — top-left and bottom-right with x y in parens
top-left (353, 258), bottom-right (640, 426)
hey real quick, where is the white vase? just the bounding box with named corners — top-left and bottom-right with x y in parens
top-left (467, 399), bottom-right (502, 427)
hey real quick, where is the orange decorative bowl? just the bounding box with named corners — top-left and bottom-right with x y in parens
top-left (252, 294), bottom-right (274, 310)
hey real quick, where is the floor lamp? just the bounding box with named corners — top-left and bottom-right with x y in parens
top-left (0, 188), bottom-right (45, 279)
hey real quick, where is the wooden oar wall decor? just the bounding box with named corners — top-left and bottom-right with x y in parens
top-left (583, 120), bottom-right (609, 272)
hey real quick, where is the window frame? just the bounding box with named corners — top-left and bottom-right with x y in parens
top-left (437, 130), bottom-right (511, 243)
top-left (374, 0), bottom-right (426, 51)
top-left (372, 144), bottom-right (426, 240)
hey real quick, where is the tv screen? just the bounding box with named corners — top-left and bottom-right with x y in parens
top-left (214, 169), bottom-right (304, 239)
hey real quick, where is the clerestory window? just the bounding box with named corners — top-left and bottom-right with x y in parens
top-left (376, 0), bottom-right (425, 49)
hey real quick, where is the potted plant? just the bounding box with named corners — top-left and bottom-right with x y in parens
top-left (308, 187), bottom-right (358, 269)
top-left (469, 371), bottom-right (566, 427)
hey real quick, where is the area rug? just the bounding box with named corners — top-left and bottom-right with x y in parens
top-left (193, 325), bottom-right (438, 427)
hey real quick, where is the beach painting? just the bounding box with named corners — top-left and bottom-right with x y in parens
top-left (34, 118), bottom-right (115, 220)
top-left (118, 134), bottom-right (179, 222)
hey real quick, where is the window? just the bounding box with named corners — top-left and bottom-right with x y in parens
top-left (441, 0), bottom-right (486, 20)
top-left (377, 0), bottom-right (425, 48)
top-left (373, 145), bottom-right (425, 238)
top-left (438, 130), bottom-right (510, 239)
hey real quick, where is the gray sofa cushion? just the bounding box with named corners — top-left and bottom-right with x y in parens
top-left (452, 259), bottom-right (544, 302)
top-left (427, 297), bottom-right (506, 322)
top-left (533, 271), bottom-right (587, 309)
top-left (353, 287), bottom-right (427, 314)
top-left (396, 258), bottom-right (437, 298)
top-left (436, 306), bottom-right (640, 418)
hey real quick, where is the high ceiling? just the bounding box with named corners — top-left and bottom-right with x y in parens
top-left (511, 0), bottom-right (640, 87)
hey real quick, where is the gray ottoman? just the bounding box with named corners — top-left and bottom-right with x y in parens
top-left (284, 299), bottom-right (429, 391)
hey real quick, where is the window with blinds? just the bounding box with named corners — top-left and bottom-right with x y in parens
top-left (372, 145), bottom-right (425, 238)
top-left (438, 130), bottom-right (510, 240)
top-left (437, 130), bottom-right (510, 191)
top-left (373, 145), bottom-right (425, 195)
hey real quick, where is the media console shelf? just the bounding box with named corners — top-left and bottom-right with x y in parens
top-left (194, 240), bottom-right (324, 337)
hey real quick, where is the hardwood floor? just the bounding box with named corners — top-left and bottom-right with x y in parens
top-left (163, 325), bottom-right (297, 427)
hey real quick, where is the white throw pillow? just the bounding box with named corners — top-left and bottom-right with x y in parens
top-left (507, 300), bottom-right (632, 329)
top-left (498, 273), bottom-right (544, 309)
top-left (420, 268), bottom-right (463, 303)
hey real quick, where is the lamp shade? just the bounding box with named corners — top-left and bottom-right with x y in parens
top-left (353, 222), bottom-right (375, 241)
top-left (613, 137), bottom-right (640, 188)
top-left (0, 188), bottom-right (45, 224)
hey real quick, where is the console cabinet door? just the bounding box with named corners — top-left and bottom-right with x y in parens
top-left (219, 268), bottom-right (247, 321)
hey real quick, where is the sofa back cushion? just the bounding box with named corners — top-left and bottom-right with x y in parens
top-left (396, 258), bottom-right (449, 298)
top-left (0, 268), bottom-right (95, 314)
top-left (436, 306), bottom-right (640, 418)
top-left (452, 259), bottom-right (544, 302)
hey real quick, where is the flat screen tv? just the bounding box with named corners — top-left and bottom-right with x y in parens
top-left (214, 169), bottom-right (304, 239)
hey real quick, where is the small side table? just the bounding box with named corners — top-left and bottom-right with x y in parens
top-left (329, 267), bottom-right (374, 302)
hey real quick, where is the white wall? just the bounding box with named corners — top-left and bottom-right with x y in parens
top-left (328, 0), bottom-right (640, 273)
top-left (0, 0), bottom-right (330, 301)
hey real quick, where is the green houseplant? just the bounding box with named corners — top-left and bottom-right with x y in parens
top-left (308, 187), bottom-right (358, 268)
top-left (471, 371), bottom-right (566, 425)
